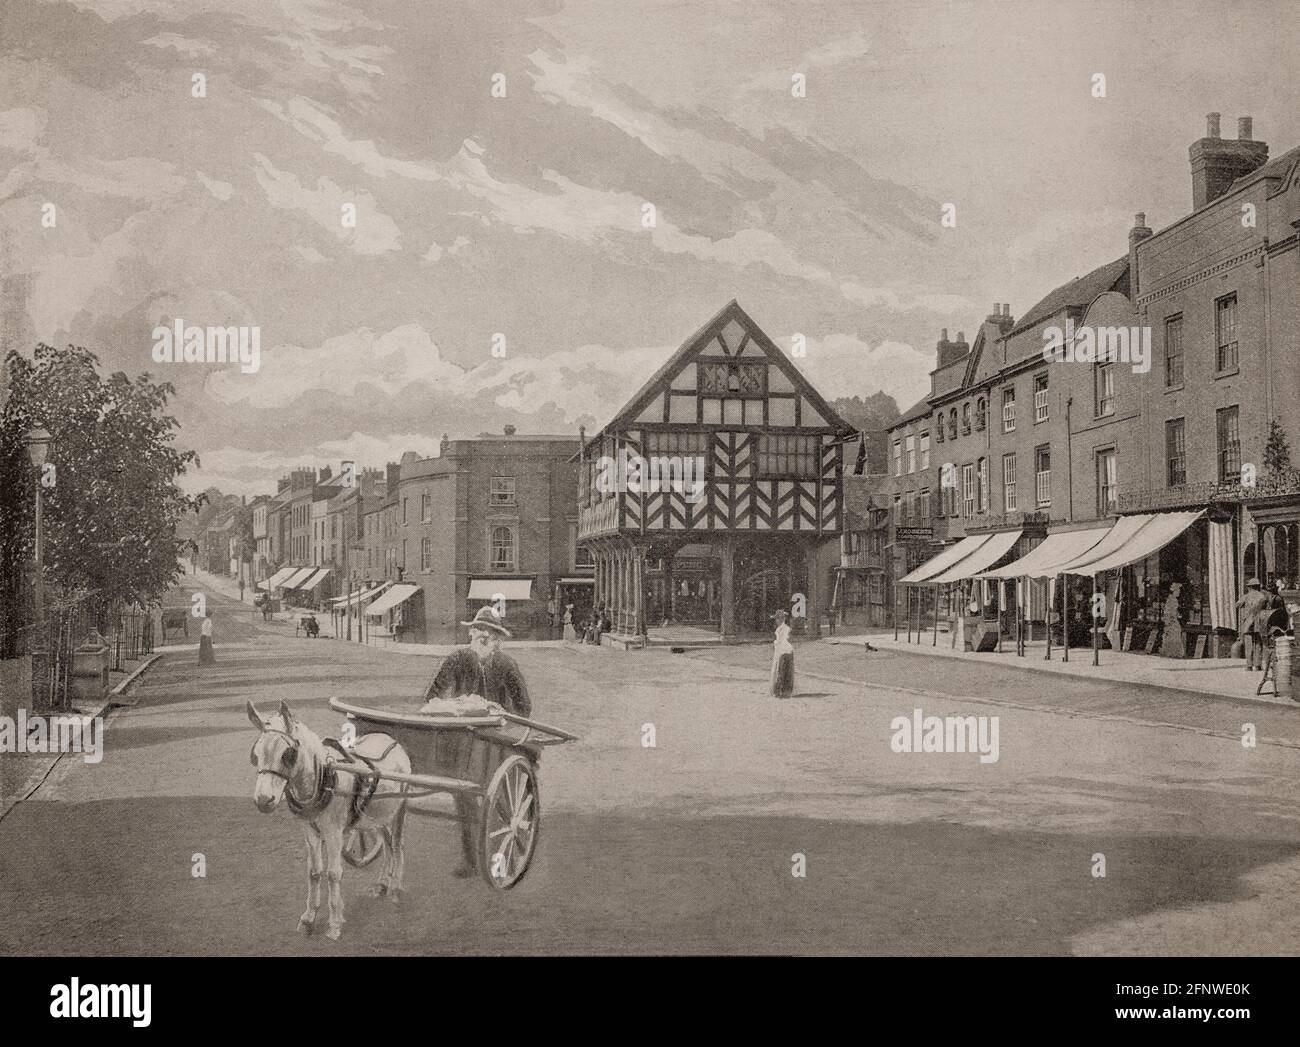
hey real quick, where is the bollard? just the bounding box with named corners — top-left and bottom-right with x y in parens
top-left (1275, 636), bottom-right (1294, 699)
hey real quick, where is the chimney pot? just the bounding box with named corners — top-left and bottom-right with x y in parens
top-left (503, 424), bottom-right (516, 436)
top-left (956, 330), bottom-right (965, 342)
top-left (1134, 212), bottom-right (1146, 226)
top-left (1207, 112), bottom-right (1221, 138)
top-left (940, 327), bottom-right (948, 340)
top-left (1238, 116), bottom-right (1252, 140)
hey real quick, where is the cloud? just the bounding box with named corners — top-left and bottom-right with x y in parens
top-left (251, 152), bottom-right (402, 254)
top-left (143, 33), bottom-right (216, 57)
top-left (196, 171), bottom-right (233, 200)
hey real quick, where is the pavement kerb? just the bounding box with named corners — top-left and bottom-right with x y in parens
top-left (683, 646), bottom-right (1300, 752)
top-left (819, 635), bottom-right (1300, 711)
top-left (0, 652), bottom-right (164, 824)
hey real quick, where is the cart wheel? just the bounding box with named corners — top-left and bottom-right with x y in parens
top-left (478, 755), bottom-right (539, 890)
top-left (342, 827), bottom-right (383, 868)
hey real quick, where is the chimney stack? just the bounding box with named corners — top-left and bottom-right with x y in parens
top-left (503, 424), bottom-right (517, 436)
top-left (1128, 212), bottom-right (1154, 297)
top-left (1190, 112), bottom-right (1267, 209)
top-left (936, 327), bottom-right (969, 369)
top-left (987, 302), bottom-right (1014, 335)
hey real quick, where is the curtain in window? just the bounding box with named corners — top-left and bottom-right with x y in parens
top-left (1208, 519), bottom-right (1236, 629)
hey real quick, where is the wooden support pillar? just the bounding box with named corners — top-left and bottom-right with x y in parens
top-left (664, 548), bottom-right (675, 624)
top-left (720, 535), bottom-right (736, 642)
top-left (893, 584), bottom-right (900, 641)
top-left (805, 541), bottom-right (821, 639)
top-left (633, 545), bottom-right (646, 637)
top-left (932, 583), bottom-right (940, 646)
top-left (1061, 574), bottom-right (1069, 662)
top-left (1091, 572), bottom-right (1100, 667)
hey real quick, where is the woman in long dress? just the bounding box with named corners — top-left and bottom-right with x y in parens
top-left (198, 612), bottom-right (216, 665)
top-left (562, 604), bottom-right (576, 644)
top-left (771, 609), bottom-right (794, 698)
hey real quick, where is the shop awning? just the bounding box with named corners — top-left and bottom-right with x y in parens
top-left (281, 567), bottom-right (316, 590)
top-left (364, 583), bottom-right (421, 617)
top-left (331, 582), bottom-right (392, 608)
top-left (267, 567), bottom-right (298, 589)
top-left (926, 530), bottom-right (1023, 584)
top-left (979, 526), bottom-right (1111, 579)
top-left (468, 579), bottom-right (533, 601)
top-left (299, 568), bottom-right (332, 591)
top-left (1063, 510), bottom-right (1205, 578)
top-left (897, 534), bottom-right (993, 585)
top-left (1050, 514), bottom-right (1151, 575)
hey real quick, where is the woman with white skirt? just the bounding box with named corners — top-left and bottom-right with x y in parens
top-left (771, 609), bottom-right (794, 698)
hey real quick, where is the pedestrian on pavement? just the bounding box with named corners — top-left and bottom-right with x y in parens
top-left (547, 597), bottom-right (558, 637)
top-left (420, 606), bottom-right (532, 879)
top-left (562, 603), bottom-right (576, 644)
top-left (771, 609), bottom-right (794, 698)
top-left (1235, 578), bottom-right (1270, 671)
top-left (199, 612), bottom-right (216, 665)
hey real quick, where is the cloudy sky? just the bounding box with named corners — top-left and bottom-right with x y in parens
top-left (1, 0), bottom-right (1296, 495)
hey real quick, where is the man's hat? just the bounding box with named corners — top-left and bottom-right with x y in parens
top-left (461, 605), bottom-right (512, 637)
top-left (1247, 577), bottom-right (1262, 588)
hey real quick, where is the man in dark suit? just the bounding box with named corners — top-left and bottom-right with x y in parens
top-left (422, 606), bottom-right (531, 877)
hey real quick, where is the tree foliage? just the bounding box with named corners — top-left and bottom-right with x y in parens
top-left (1, 344), bottom-right (202, 637)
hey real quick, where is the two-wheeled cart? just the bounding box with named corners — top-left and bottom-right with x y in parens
top-left (328, 697), bottom-right (578, 889)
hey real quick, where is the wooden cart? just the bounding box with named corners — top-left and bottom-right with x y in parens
top-left (328, 697), bottom-right (578, 890)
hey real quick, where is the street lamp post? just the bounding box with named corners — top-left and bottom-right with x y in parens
top-left (25, 428), bottom-right (52, 708)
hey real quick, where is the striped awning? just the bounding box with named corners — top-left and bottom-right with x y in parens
top-left (897, 534), bottom-right (992, 585)
top-left (1062, 511), bottom-right (1204, 578)
top-left (926, 530), bottom-right (1022, 584)
top-left (978, 526), bottom-right (1111, 579)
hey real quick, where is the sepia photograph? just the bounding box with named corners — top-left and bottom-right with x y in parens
top-left (0, 0), bottom-right (1297, 1027)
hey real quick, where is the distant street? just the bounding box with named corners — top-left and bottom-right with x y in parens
top-left (2, 575), bottom-right (1299, 955)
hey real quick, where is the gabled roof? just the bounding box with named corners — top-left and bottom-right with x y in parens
top-left (895, 396), bottom-right (931, 426)
top-left (1228, 144), bottom-right (1300, 197)
top-left (1006, 256), bottom-right (1129, 338)
top-left (587, 300), bottom-right (852, 449)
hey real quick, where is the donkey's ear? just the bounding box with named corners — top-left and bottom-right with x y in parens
top-left (279, 700), bottom-right (295, 730)
top-left (246, 701), bottom-right (265, 730)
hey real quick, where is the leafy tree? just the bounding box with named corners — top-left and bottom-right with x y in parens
top-left (1264, 418), bottom-right (1292, 476)
top-left (1, 344), bottom-right (202, 642)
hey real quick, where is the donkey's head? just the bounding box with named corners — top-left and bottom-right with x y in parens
top-left (247, 700), bottom-right (302, 813)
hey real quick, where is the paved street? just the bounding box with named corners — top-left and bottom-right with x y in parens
top-left (2, 576), bottom-right (1299, 955)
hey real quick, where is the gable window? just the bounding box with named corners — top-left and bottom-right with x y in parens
top-left (490, 476), bottom-right (516, 506)
top-left (1002, 454), bottom-right (1017, 511)
top-left (1215, 294), bottom-right (1238, 373)
top-left (1216, 405), bottom-right (1240, 483)
top-left (1165, 314), bottom-right (1184, 387)
top-left (1095, 360), bottom-right (1115, 417)
top-left (1166, 418), bottom-right (1186, 486)
top-left (490, 525), bottom-right (517, 571)
top-left (919, 431), bottom-right (930, 470)
top-left (700, 361), bottom-right (766, 396)
top-left (1034, 373), bottom-right (1049, 422)
top-left (1096, 449), bottom-right (1118, 515)
top-left (1002, 387), bottom-right (1016, 432)
top-left (1035, 446), bottom-right (1051, 507)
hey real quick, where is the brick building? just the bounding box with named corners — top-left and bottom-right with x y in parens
top-left (363, 432), bottom-right (587, 644)
top-left (877, 113), bottom-right (1300, 656)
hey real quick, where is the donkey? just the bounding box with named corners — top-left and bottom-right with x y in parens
top-left (248, 700), bottom-right (411, 941)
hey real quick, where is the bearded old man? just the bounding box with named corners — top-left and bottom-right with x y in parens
top-left (421, 606), bottom-right (532, 878)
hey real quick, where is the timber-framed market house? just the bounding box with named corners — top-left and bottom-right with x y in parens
top-left (576, 301), bottom-right (854, 646)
